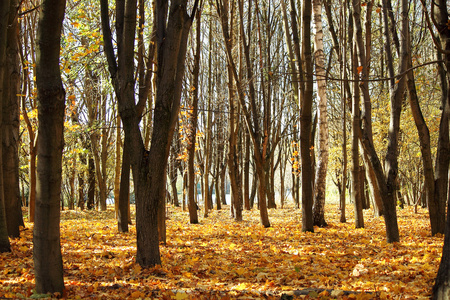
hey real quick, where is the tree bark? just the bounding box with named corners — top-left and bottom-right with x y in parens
top-left (33, 0), bottom-right (66, 293)
top-left (87, 156), bottom-right (95, 210)
top-left (351, 44), bottom-right (364, 229)
top-left (405, 19), bottom-right (443, 235)
top-left (114, 115), bottom-right (121, 217)
top-left (3, 0), bottom-right (23, 237)
top-left (118, 143), bottom-right (130, 232)
top-left (0, 0), bottom-right (11, 253)
top-left (299, 0), bottom-right (314, 232)
top-left (187, 8), bottom-right (201, 224)
top-left (101, 0), bottom-right (197, 267)
top-left (312, 0), bottom-right (329, 227)
top-left (430, 0), bottom-right (450, 296)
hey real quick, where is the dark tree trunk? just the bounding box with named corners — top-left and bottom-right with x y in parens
top-left (0, 0), bottom-right (11, 253)
top-left (3, 0), bottom-right (23, 238)
top-left (243, 131), bottom-right (251, 210)
top-left (406, 22), bottom-right (443, 235)
top-left (87, 156), bottom-right (95, 210)
top-left (33, 0), bottom-right (66, 294)
top-left (433, 57), bottom-right (449, 235)
top-left (169, 155), bottom-right (179, 207)
top-left (187, 9), bottom-right (201, 224)
top-left (431, 0), bottom-right (450, 297)
top-left (101, 0), bottom-right (197, 267)
top-left (299, 0), bottom-right (314, 232)
top-left (77, 151), bottom-right (86, 210)
top-left (118, 144), bottom-right (130, 232)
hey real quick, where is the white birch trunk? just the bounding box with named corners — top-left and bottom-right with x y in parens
top-left (312, 0), bottom-right (329, 227)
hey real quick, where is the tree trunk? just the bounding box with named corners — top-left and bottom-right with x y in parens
top-left (217, 0), bottom-right (265, 224)
top-left (406, 23), bottom-right (443, 234)
top-left (299, 0), bottom-right (314, 232)
top-left (33, 0), bottom-right (66, 293)
top-left (169, 151), bottom-right (179, 207)
top-left (87, 156), bottom-right (95, 210)
top-left (312, 0), bottom-right (329, 227)
top-left (431, 0), bottom-right (450, 296)
top-left (433, 61), bottom-right (450, 236)
top-left (18, 10), bottom-right (37, 222)
top-left (114, 115), bottom-right (121, 217)
top-left (351, 44), bottom-right (364, 229)
top-left (243, 131), bottom-right (251, 210)
top-left (3, 0), bottom-right (23, 237)
top-left (340, 69), bottom-right (347, 223)
top-left (0, 0), bottom-right (11, 253)
top-left (118, 143), bottom-right (130, 232)
top-left (101, 0), bottom-right (197, 267)
top-left (380, 0), bottom-right (407, 243)
top-left (187, 9), bottom-right (201, 224)
top-left (86, 71), bottom-right (107, 211)
top-left (77, 151), bottom-right (85, 210)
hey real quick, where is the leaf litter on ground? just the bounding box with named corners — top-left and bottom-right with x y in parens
top-left (0, 204), bottom-right (442, 299)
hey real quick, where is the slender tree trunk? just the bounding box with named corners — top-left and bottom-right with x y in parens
top-left (77, 152), bottom-right (85, 210)
top-left (243, 131), bottom-right (251, 210)
top-left (0, 0), bottom-right (11, 253)
top-left (217, 0), bottom-right (262, 224)
top-left (114, 115), bottom-right (121, 217)
top-left (312, 0), bottom-right (329, 227)
top-left (27, 129), bottom-right (37, 221)
top-left (118, 143), bottom-right (130, 232)
top-left (380, 0), bottom-right (407, 243)
top-left (351, 44), bottom-right (364, 229)
top-left (203, 13), bottom-right (213, 217)
top-left (187, 9), bottom-right (201, 224)
top-left (352, 0), bottom-right (383, 217)
top-left (33, 0), bottom-right (66, 293)
top-left (299, 0), bottom-right (314, 232)
top-left (340, 49), bottom-right (347, 223)
top-left (86, 71), bottom-right (107, 211)
top-left (406, 24), bottom-right (442, 234)
top-left (169, 150), bottom-right (180, 207)
top-left (87, 156), bottom-right (95, 210)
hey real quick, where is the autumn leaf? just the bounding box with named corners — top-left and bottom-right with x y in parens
top-left (174, 291), bottom-right (189, 300)
top-left (0, 204), bottom-right (442, 299)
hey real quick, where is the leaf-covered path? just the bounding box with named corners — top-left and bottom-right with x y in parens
top-left (0, 204), bottom-right (441, 299)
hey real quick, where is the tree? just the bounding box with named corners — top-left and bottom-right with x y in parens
top-left (187, 6), bottom-right (202, 224)
top-left (216, 0), bottom-right (273, 227)
top-left (33, 0), bottom-right (66, 294)
top-left (354, 0), bottom-right (408, 243)
top-left (3, 0), bottom-right (23, 237)
top-left (101, 0), bottom-right (199, 267)
top-left (299, 0), bottom-right (314, 232)
top-left (351, 44), bottom-right (364, 229)
top-left (0, 0), bottom-right (11, 254)
top-left (311, 0), bottom-right (329, 227)
top-left (430, 0), bottom-right (450, 295)
top-left (19, 0), bottom-right (39, 223)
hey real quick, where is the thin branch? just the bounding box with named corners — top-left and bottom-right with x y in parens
top-left (419, 0), bottom-right (450, 55)
top-left (290, 60), bottom-right (444, 83)
top-left (18, 4), bottom-right (40, 16)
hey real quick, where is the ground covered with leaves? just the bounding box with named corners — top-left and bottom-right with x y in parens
top-left (0, 204), bottom-right (442, 299)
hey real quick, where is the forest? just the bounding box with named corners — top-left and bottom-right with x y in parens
top-left (0, 0), bottom-right (450, 299)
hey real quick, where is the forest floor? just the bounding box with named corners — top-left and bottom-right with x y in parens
top-left (0, 203), bottom-right (442, 299)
